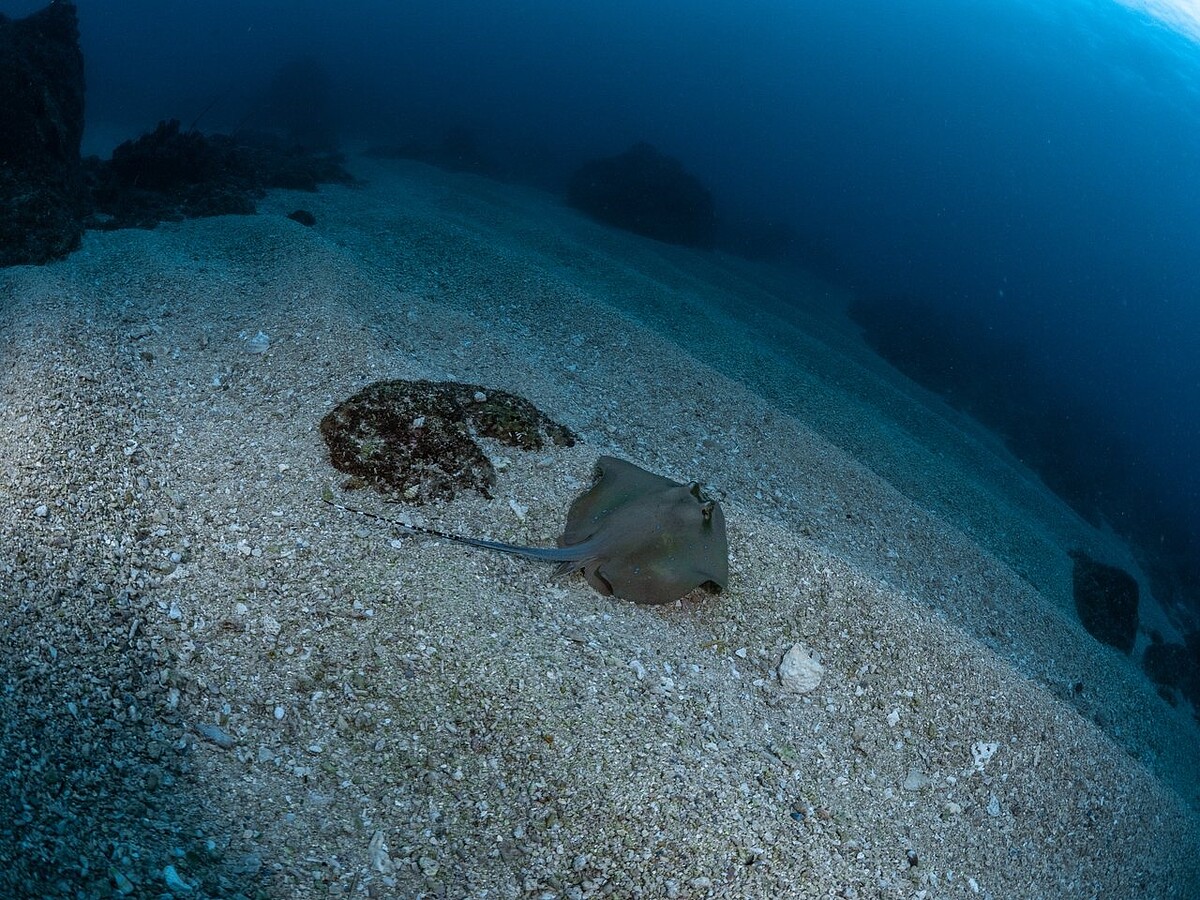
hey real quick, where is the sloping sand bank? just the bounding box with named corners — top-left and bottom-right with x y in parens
top-left (2, 159), bottom-right (1197, 898)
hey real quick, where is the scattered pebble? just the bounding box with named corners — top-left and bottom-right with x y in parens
top-left (369, 831), bottom-right (394, 873)
top-left (195, 723), bottom-right (235, 749)
top-left (162, 864), bottom-right (193, 893)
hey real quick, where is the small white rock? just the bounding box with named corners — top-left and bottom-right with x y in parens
top-left (274, 705), bottom-right (286, 720)
top-left (778, 643), bottom-right (824, 693)
top-left (34, 504), bottom-right (48, 518)
top-left (629, 659), bottom-right (647, 681)
top-left (473, 391), bottom-right (487, 402)
top-left (986, 794), bottom-right (1001, 817)
top-left (887, 708), bottom-right (902, 728)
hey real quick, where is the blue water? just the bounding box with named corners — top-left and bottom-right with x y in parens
top-left (8, 0), bottom-right (1189, 616)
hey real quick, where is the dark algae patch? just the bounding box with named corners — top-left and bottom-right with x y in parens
top-left (320, 379), bottom-right (576, 502)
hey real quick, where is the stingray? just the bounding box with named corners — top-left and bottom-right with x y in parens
top-left (325, 455), bottom-right (729, 605)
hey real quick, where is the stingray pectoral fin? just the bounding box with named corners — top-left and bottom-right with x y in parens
top-left (551, 557), bottom-right (609, 591)
top-left (579, 561), bottom-right (614, 596)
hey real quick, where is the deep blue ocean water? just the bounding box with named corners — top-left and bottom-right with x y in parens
top-left (7, 0), bottom-right (1191, 620)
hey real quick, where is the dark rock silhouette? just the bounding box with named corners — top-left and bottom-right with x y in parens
top-left (85, 120), bottom-right (355, 230)
top-left (0, 0), bottom-right (86, 267)
top-left (287, 209), bottom-right (316, 226)
top-left (1069, 551), bottom-right (1139, 654)
top-left (0, 5), bottom-right (356, 264)
top-left (566, 142), bottom-right (716, 248)
top-left (1143, 629), bottom-right (1200, 712)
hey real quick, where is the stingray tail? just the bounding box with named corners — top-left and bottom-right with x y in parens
top-left (322, 491), bottom-right (585, 564)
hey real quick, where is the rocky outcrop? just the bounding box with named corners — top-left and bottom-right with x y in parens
top-left (1069, 551), bottom-right (1139, 653)
top-left (567, 142), bottom-right (716, 248)
top-left (0, 1), bottom-right (86, 267)
top-left (1143, 631), bottom-right (1200, 710)
top-left (84, 121), bottom-right (356, 231)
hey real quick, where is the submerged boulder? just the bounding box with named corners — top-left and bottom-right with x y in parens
top-left (0, 0), bottom-right (86, 267)
top-left (1069, 551), bottom-right (1139, 654)
top-left (85, 120), bottom-right (356, 230)
top-left (1143, 632), bottom-right (1200, 709)
top-left (320, 380), bottom-right (576, 503)
top-left (567, 142), bottom-right (716, 248)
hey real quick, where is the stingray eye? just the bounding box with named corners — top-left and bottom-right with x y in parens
top-left (688, 481), bottom-right (703, 500)
top-left (700, 500), bottom-right (714, 522)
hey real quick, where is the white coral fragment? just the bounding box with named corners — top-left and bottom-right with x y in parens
top-left (778, 643), bottom-right (824, 693)
top-left (971, 740), bottom-right (999, 773)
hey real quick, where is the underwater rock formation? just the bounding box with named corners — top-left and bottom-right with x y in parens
top-left (1069, 550), bottom-right (1139, 654)
top-left (320, 380), bottom-right (576, 503)
top-left (85, 120), bottom-right (355, 230)
top-left (1143, 633), bottom-right (1200, 710)
top-left (567, 142), bottom-right (716, 248)
top-left (0, 0), bottom-right (86, 267)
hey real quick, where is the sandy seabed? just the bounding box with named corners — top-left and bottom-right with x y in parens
top-left (2, 158), bottom-right (1198, 899)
